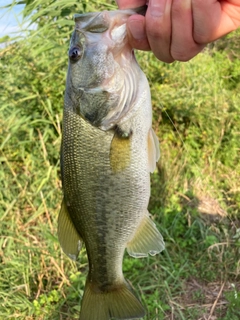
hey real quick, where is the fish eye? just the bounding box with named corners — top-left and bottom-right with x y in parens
top-left (69, 46), bottom-right (82, 62)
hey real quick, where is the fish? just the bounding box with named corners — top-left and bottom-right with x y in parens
top-left (58, 6), bottom-right (165, 320)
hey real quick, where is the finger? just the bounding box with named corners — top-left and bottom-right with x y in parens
top-left (192, 0), bottom-right (240, 43)
top-left (146, 0), bottom-right (174, 63)
top-left (127, 15), bottom-right (151, 51)
top-left (117, 0), bottom-right (150, 50)
top-left (170, 0), bottom-right (205, 61)
top-left (116, 0), bottom-right (146, 9)
top-left (192, 0), bottom-right (221, 43)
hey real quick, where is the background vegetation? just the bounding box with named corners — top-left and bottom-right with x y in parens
top-left (0, 1), bottom-right (239, 319)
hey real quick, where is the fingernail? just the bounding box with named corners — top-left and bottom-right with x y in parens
top-left (150, 0), bottom-right (166, 17)
top-left (128, 19), bottom-right (145, 40)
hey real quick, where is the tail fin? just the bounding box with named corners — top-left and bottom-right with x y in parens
top-left (79, 278), bottom-right (145, 320)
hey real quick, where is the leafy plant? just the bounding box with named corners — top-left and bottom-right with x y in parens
top-left (0, 1), bottom-right (240, 319)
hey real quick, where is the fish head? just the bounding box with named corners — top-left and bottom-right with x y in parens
top-left (69, 9), bottom-right (131, 85)
top-left (65, 7), bottom-right (146, 129)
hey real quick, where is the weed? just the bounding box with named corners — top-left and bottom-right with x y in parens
top-left (0, 1), bottom-right (240, 319)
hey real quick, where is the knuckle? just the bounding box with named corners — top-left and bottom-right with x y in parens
top-left (170, 42), bottom-right (205, 62)
top-left (171, 0), bottom-right (182, 16)
top-left (170, 48), bottom-right (194, 62)
top-left (146, 26), bottom-right (162, 40)
top-left (158, 55), bottom-right (174, 63)
top-left (194, 32), bottom-right (211, 44)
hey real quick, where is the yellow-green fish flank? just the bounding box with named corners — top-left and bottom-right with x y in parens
top-left (58, 6), bottom-right (165, 320)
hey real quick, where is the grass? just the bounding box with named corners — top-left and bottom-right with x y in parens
top-left (0, 1), bottom-right (240, 319)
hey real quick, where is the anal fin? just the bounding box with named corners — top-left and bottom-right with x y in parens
top-left (58, 198), bottom-right (83, 260)
top-left (127, 211), bottom-right (165, 258)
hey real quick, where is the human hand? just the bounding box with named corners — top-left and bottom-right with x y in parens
top-left (116, 0), bottom-right (240, 63)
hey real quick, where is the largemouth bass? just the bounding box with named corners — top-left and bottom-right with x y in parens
top-left (58, 6), bottom-right (165, 320)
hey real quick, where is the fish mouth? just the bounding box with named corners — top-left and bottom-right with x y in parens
top-left (74, 5), bottom-right (147, 22)
top-left (74, 5), bottom-right (147, 37)
top-left (75, 11), bottom-right (109, 33)
top-left (74, 11), bottom-right (128, 49)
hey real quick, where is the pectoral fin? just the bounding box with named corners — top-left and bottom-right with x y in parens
top-left (148, 128), bottom-right (160, 173)
top-left (58, 198), bottom-right (83, 260)
top-left (127, 212), bottom-right (165, 258)
top-left (110, 130), bottom-right (131, 173)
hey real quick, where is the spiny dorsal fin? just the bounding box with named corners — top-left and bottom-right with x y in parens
top-left (127, 211), bottom-right (165, 258)
top-left (58, 198), bottom-right (83, 260)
